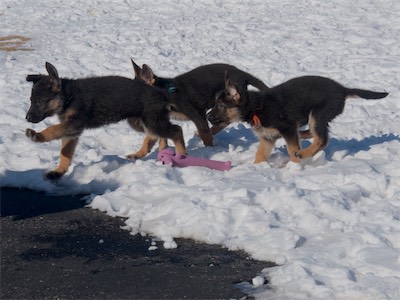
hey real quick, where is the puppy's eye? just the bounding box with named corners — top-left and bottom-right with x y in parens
top-left (34, 98), bottom-right (46, 105)
top-left (217, 103), bottom-right (225, 110)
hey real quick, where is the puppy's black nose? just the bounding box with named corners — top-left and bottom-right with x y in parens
top-left (26, 113), bottom-right (40, 123)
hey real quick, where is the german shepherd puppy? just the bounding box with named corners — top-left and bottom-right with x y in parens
top-left (25, 62), bottom-right (186, 180)
top-left (207, 76), bottom-right (388, 163)
top-left (131, 60), bottom-right (269, 158)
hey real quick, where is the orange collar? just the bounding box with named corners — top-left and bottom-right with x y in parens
top-left (252, 114), bottom-right (261, 127)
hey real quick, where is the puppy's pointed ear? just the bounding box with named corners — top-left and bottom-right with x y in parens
top-left (225, 76), bottom-right (241, 104)
top-left (45, 62), bottom-right (61, 92)
top-left (45, 62), bottom-right (59, 80)
top-left (26, 74), bottom-right (45, 84)
top-left (141, 64), bottom-right (156, 86)
top-left (131, 59), bottom-right (142, 79)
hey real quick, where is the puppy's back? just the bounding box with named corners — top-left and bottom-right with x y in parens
top-left (64, 76), bottom-right (166, 126)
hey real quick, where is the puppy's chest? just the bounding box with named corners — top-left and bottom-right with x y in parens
top-left (253, 126), bottom-right (281, 140)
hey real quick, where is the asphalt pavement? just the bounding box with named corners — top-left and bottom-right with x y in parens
top-left (0, 187), bottom-right (273, 299)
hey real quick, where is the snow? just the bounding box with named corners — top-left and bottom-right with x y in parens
top-left (1, 0), bottom-right (399, 299)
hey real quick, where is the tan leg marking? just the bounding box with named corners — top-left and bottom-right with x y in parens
top-left (298, 137), bottom-right (325, 158)
top-left (158, 138), bottom-right (168, 151)
top-left (172, 137), bottom-right (187, 155)
top-left (54, 138), bottom-right (78, 174)
top-left (127, 136), bottom-right (157, 159)
top-left (45, 137), bottom-right (79, 180)
top-left (297, 114), bottom-right (327, 158)
top-left (254, 138), bottom-right (277, 163)
top-left (299, 130), bottom-right (313, 139)
top-left (171, 126), bottom-right (187, 155)
top-left (26, 123), bottom-right (69, 143)
top-left (282, 135), bottom-right (301, 163)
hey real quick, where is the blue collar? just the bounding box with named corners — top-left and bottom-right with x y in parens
top-left (167, 81), bottom-right (176, 93)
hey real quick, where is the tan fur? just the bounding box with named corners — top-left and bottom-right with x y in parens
top-left (61, 107), bottom-right (77, 121)
top-left (26, 123), bottom-right (70, 143)
top-left (285, 137), bottom-right (302, 163)
top-left (252, 125), bottom-right (302, 162)
top-left (227, 85), bottom-right (241, 103)
top-left (52, 137), bottom-right (79, 176)
top-left (254, 138), bottom-right (277, 163)
top-left (298, 114), bottom-right (327, 158)
top-left (253, 127), bottom-right (281, 140)
top-left (226, 107), bottom-right (242, 123)
top-left (48, 98), bottom-right (62, 114)
top-left (127, 136), bottom-right (157, 159)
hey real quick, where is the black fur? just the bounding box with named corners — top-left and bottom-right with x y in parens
top-left (25, 62), bottom-right (186, 180)
top-left (132, 60), bottom-right (269, 146)
top-left (207, 75), bottom-right (388, 163)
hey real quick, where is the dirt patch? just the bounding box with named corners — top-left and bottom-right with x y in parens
top-left (0, 35), bottom-right (33, 51)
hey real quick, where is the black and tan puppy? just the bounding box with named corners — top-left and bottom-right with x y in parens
top-left (131, 60), bottom-right (269, 157)
top-left (25, 62), bottom-right (186, 180)
top-left (207, 76), bottom-right (388, 163)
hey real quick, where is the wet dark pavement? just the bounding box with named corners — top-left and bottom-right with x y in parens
top-left (0, 187), bottom-right (272, 299)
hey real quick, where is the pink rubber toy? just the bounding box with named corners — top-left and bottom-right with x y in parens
top-left (157, 148), bottom-right (232, 171)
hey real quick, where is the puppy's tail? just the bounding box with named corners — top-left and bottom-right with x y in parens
top-left (247, 76), bottom-right (270, 91)
top-left (346, 88), bottom-right (388, 100)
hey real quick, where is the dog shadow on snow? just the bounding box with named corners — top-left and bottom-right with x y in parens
top-left (197, 124), bottom-right (400, 161)
top-left (323, 133), bottom-right (400, 160)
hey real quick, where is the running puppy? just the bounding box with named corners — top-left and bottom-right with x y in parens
top-left (131, 61), bottom-right (269, 157)
top-left (25, 62), bottom-right (186, 180)
top-left (207, 76), bottom-right (388, 163)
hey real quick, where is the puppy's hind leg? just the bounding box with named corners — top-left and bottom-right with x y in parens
top-left (168, 124), bottom-right (187, 155)
top-left (297, 114), bottom-right (329, 159)
top-left (149, 117), bottom-right (187, 155)
top-left (127, 117), bottom-right (158, 159)
top-left (46, 137), bottom-right (79, 180)
top-left (158, 138), bottom-right (168, 151)
top-left (280, 127), bottom-right (302, 163)
top-left (150, 124), bottom-right (186, 155)
top-left (299, 130), bottom-right (313, 139)
top-left (175, 101), bottom-right (213, 146)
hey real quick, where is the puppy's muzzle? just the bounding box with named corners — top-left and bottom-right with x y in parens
top-left (26, 112), bottom-right (44, 123)
top-left (207, 110), bottom-right (221, 125)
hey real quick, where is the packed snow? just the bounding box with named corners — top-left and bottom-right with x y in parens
top-left (1, 0), bottom-right (399, 299)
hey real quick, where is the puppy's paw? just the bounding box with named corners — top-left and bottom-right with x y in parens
top-left (290, 152), bottom-right (302, 163)
top-left (25, 128), bottom-right (36, 139)
top-left (126, 152), bottom-right (144, 160)
top-left (44, 170), bottom-right (64, 181)
top-left (25, 128), bottom-right (44, 142)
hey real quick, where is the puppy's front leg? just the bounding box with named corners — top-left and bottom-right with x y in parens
top-left (46, 137), bottom-right (79, 180)
top-left (254, 138), bottom-right (277, 163)
top-left (26, 122), bottom-right (75, 143)
top-left (281, 131), bottom-right (302, 163)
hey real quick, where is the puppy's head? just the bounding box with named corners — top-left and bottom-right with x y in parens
top-left (26, 62), bottom-right (63, 123)
top-left (207, 77), bottom-right (243, 126)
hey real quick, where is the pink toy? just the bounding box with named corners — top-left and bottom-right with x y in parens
top-left (157, 148), bottom-right (232, 171)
